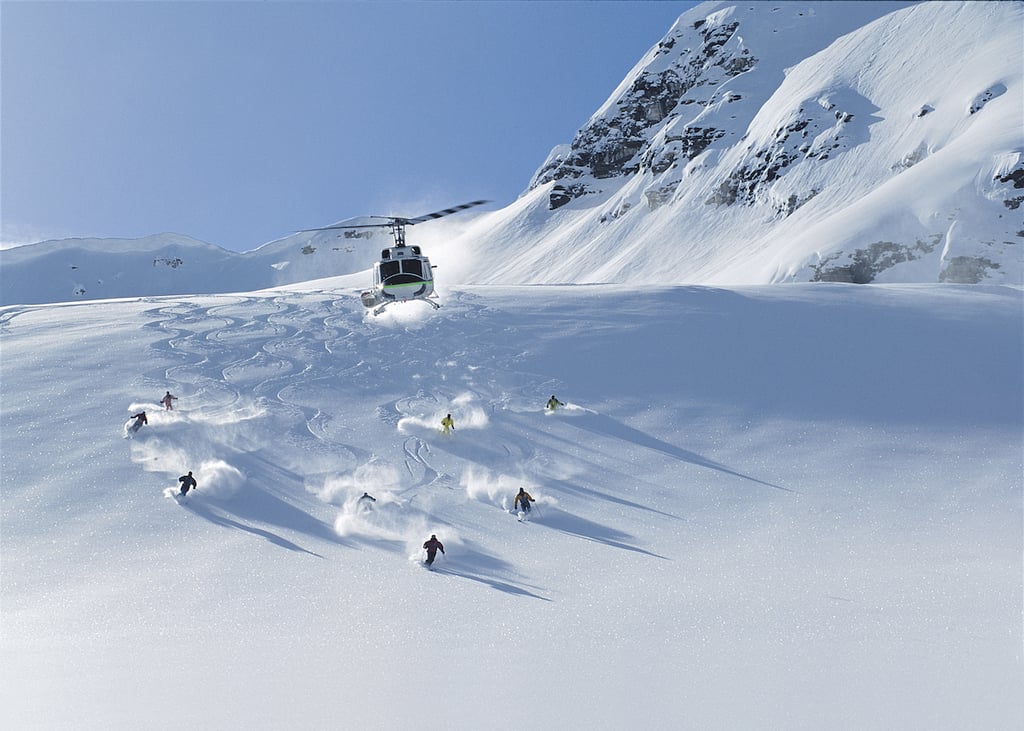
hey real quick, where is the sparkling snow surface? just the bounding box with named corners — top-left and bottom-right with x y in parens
top-left (2, 281), bottom-right (1021, 729)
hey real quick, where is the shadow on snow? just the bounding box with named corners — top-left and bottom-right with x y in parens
top-left (531, 506), bottom-right (668, 560)
top-left (182, 498), bottom-right (325, 557)
top-left (431, 544), bottom-right (551, 601)
top-left (563, 410), bottom-right (795, 493)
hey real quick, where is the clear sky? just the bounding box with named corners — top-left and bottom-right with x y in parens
top-left (1, 1), bottom-right (695, 252)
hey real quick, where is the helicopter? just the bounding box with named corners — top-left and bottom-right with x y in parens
top-left (302, 200), bottom-right (489, 315)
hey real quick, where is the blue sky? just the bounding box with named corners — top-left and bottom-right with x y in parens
top-left (2, 1), bottom-right (695, 252)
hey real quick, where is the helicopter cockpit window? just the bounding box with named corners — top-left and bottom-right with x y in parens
top-left (401, 260), bottom-right (424, 278)
top-left (380, 261), bottom-right (401, 279)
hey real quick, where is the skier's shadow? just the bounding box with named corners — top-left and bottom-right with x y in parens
top-left (532, 507), bottom-right (668, 559)
top-left (206, 454), bottom-right (348, 547)
top-left (179, 496), bottom-right (326, 557)
top-left (431, 545), bottom-right (551, 601)
top-left (564, 411), bottom-right (794, 493)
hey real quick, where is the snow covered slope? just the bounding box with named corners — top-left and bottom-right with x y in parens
top-left (2, 283), bottom-right (1021, 729)
top-left (3, 2), bottom-right (1020, 307)
top-left (458, 0), bottom-right (1024, 286)
top-left (0, 230), bottom-right (376, 306)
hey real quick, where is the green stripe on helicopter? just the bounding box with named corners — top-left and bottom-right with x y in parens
top-left (383, 282), bottom-right (432, 290)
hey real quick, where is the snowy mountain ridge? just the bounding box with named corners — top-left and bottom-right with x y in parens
top-left (1, 0), bottom-right (1021, 307)
top-left (0, 230), bottom-right (375, 305)
top-left (474, 0), bottom-right (1023, 286)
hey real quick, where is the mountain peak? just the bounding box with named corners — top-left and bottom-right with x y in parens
top-left (3, 1), bottom-right (1020, 306)
top-left (486, 0), bottom-right (1022, 286)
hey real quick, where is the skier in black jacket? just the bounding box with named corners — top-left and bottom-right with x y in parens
top-left (423, 535), bottom-right (445, 566)
top-left (178, 471), bottom-right (197, 496)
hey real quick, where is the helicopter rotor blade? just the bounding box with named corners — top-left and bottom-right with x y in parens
top-left (299, 200), bottom-right (489, 234)
top-left (405, 200), bottom-right (490, 225)
top-left (302, 223), bottom-right (386, 232)
top-left (298, 216), bottom-right (395, 233)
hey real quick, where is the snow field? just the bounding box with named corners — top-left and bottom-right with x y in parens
top-left (1, 282), bottom-right (1021, 729)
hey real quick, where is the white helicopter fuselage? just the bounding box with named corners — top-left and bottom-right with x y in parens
top-left (307, 199), bottom-right (486, 314)
top-left (360, 245), bottom-right (435, 309)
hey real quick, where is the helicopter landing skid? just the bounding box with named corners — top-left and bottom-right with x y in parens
top-left (372, 298), bottom-right (441, 316)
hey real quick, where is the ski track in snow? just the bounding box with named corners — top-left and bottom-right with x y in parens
top-left (129, 289), bottom-right (638, 596)
top-left (3, 281), bottom-right (1021, 729)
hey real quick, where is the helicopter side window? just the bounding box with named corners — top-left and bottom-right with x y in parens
top-left (401, 260), bottom-right (424, 278)
top-left (380, 261), bottom-right (401, 279)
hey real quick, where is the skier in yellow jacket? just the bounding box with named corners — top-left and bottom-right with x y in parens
top-left (440, 413), bottom-right (455, 435)
top-left (514, 487), bottom-right (535, 514)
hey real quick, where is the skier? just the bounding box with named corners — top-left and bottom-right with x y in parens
top-left (129, 411), bottom-right (148, 433)
top-left (514, 487), bottom-right (535, 514)
top-left (178, 471), bottom-right (197, 496)
top-left (546, 395), bottom-right (565, 410)
top-left (440, 413), bottom-right (455, 435)
top-left (357, 491), bottom-right (377, 511)
top-left (161, 391), bottom-right (178, 410)
top-left (423, 534), bottom-right (445, 566)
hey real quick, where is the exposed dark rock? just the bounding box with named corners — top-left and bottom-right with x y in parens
top-left (678, 126), bottom-right (727, 161)
top-left (706, 179), bottom-right (739, 207)
top-left (939, 256), bottom-right (1000, 283)
top-left (707, 92), bottom-right (874, 209)
top-left (549, 183), bottom-right (595, 210)
top-left (549, 186), bottom-right (572, 211)
top-left (968, 83), bottom-right (1007, 114)
top-left (775, 188), bottom-right (820, 217)
top-left (642, 125), bottom-right (726, 175)
top-left (529, 13), bottom-right (758, 202)
top-left (644, 186), bottom-right (675, 210)
top-left (811, 237), bottom-right (942, 283)
top-left (997, 166), bottom-right (1024, 189)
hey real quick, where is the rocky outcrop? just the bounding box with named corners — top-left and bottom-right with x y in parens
top-left (510, 1), bottom-right (1021, 286)
top-left (707, 89), bottom-right (876, 213)
top-left (997, 162), bottom-right (1024, 211)
top-left (811, 237), bottom-right (943, 284)
top-left (530, 12), bottom-right (757, 209)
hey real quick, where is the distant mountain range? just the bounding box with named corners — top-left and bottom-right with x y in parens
top-left (3, 0), bottom-right (1020, 306)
